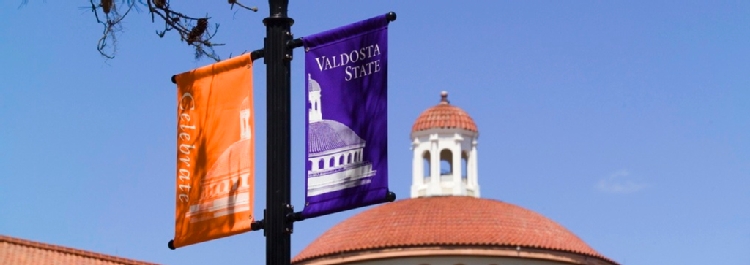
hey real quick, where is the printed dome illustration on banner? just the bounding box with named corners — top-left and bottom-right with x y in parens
top-left (306, 74), bottom-right (376, 196)
top-left (186, 97), bottom-right (253, 219)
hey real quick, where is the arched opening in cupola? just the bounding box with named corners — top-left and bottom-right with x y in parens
top-left (461, 151), bottom-right (469, 181)
top-left (439, 149), bottom-right (453, 176)
top-left (422, 150), bottom-right (431, 183)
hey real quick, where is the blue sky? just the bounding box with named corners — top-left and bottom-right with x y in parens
top-left (1, 1), bottom-right (749, 264)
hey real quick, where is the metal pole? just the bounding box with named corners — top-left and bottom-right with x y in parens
top-left (263, 0), bottom-right (293, 265)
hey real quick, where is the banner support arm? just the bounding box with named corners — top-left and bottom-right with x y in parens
top-left (285, 12), bottom-right (396, 51)
top-left (250, 49), bottom-right (266, 61)
top-left (170, 49), bottom-right (265, 84)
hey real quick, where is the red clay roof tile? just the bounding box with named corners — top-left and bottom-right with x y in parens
top-left (293, 196), bottom-right (616, 264)
top-left (412, 92), bottom-right (478, 134)
top-left (0, 235), bottom-right (159, 265)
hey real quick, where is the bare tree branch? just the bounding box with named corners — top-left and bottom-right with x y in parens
top-left (90, 0), bottom-right (135, 59)
top-left (228, 0), bottom-right (259, 12)
top-left (82, 0), bottom-right (258, 61)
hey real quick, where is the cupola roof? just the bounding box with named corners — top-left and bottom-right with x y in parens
top-left (411, 91), bottom-right (478, 134)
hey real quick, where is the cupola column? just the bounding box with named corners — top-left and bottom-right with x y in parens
top-left (411, 139), bottom-right (421, 188)
top-left (429, 135), bottom-right (440, 193)
top-left (469, 139), bottom-right (479, 196)
top-left (452, 134), bottom-right (463, 195)
top-left (308, 74), bottom-right (323, 123)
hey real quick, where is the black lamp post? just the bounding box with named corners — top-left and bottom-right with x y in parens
top-left (263, 1), bottom-right (293, 265)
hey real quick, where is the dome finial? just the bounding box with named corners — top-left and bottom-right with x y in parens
top-left (440, 91), bottom-right (449, 104)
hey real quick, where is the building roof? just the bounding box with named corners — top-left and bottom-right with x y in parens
top-left (293, 196), bottom-right (617, 264)
top-left (206, 138), bottom-right (253, 180)
top-left (411, 91), bottom-right (478, 134)
top-left (0, 234), bottom-right (159, 265)
top-left (308, 120), bottom-right (365, 154)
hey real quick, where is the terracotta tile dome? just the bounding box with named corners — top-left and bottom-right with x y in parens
top-left (293, 196), bottom-right (617, 264)
top-left (412, 91), bottom-right (478, 134)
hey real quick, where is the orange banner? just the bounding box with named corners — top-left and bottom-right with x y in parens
top-left (172, 54), bottom-right (255, 248)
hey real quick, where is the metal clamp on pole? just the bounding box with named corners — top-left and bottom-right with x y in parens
top-left (283, 204), bottom-right (297, 234)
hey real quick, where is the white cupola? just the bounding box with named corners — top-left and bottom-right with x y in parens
top-left (410, 91), bottom-right (479, 198)
top-left (240, 97), bottom-right (252, 140)
top-left (308, 74), bottom-right (323, 123)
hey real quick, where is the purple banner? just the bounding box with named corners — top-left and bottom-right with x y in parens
top-left (302, 15), bottom-right (389, 218)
